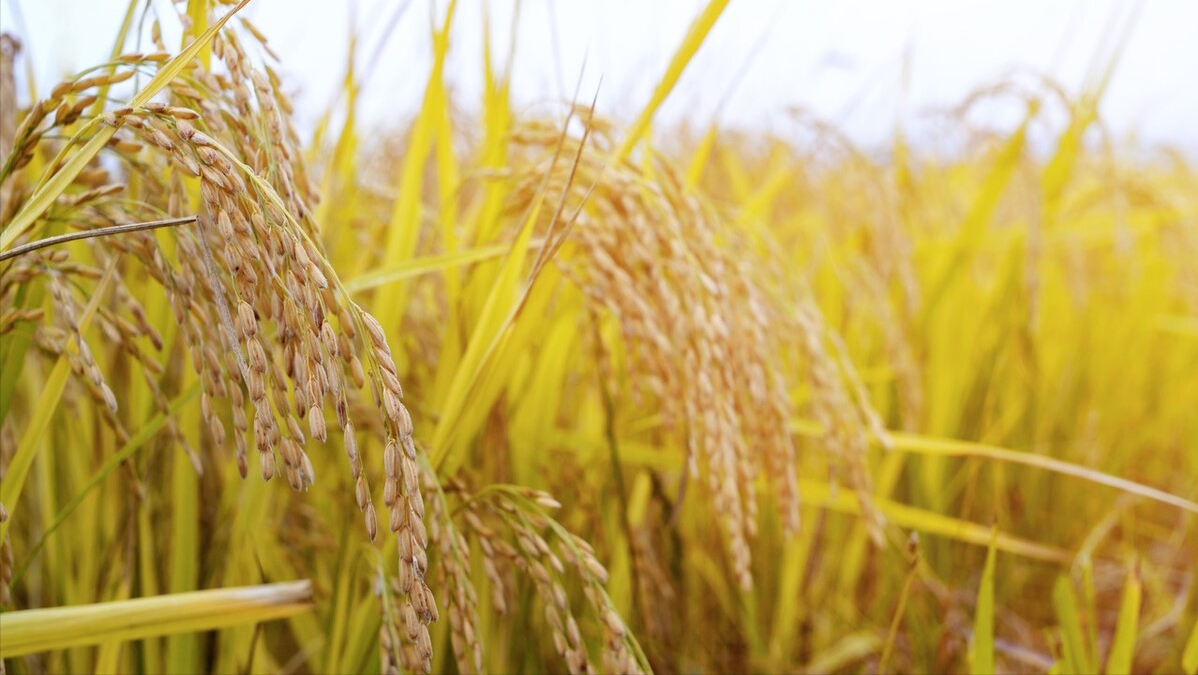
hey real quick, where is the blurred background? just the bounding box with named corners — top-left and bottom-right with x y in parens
top-left (2, 0), bottom-right (1196, 154)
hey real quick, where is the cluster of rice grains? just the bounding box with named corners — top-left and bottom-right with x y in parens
top-left (378, 457), bottom-right (647, 674)
top-left (0, 11), bottom-right (436, 671)
top-left (504, 119), bottom-right (885, 591)
top-left (454, 482), bottom-right (645, 675)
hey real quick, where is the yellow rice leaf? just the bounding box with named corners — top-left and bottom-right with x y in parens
top-left (136, 501), bottom-right (163, 672)
top-left (802, 631), bottom-right (880, 675)
top-left (767, 533), bottom-right (817, 662)
top-left (430, 94), bottom-right (594, 472)
top-left (1182, 617), bottom-right (1198, 675)
top-left (436, 269), bottom-right (564, 477)
top-left (345, 238), bottom-right (545, 294)
top-left (615, 0), bottom-right (730, 162)
top-left (186, 0), bottom-right (212, 67)
top-left (1042, 9), bottom-right (1134, 222)
top-left (887, 431), bottom-right (1198, 516)
top-left (372, 0), bottom-right (458, 327)
top-left (0, 582), bottom-right (313, 658)
top-left (167, 387), bottom-right (201, 673)
top-left (89, 0), bottom-right (140, 117)
top-left (471, 7), bottom-right (515, 247)
top-left (1156, 314), bottom-right (1198, 338)
top-left (799, 480), bottom-right (1071, 563)
top-left (921, 100), bottom-right (1037, 324)
top-left (788, 420), bottom-right (1198, 516)
top-left (685, 122), bottom-right (719, 190)
top-left (314, 31), bottom-right (359, 235)
top-left (429, 190), bottom-right (549, 469)
top-left (740, 162), bottom-right (794, 225)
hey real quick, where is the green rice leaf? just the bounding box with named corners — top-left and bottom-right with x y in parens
top-left (1052, 576), bottom-right (1093, 674)
top-left (969, 529), bottom-right (998, 674)
top-left (1105, 563), bottom-right (1141, 675)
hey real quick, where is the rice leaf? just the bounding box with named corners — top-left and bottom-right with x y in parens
top-left (372, 0), bottom-right (458, 325)
top-left (0, 582), bottom-right (313, 657)
top-left (801, 631), bottom-right (880, 675)
top-left (344, 238), bottom-right (545, 293)
top-left (88, 0), bottom-right (140, 117)
top-left (431, 92), bottom-right (595, 473)
top-left (1183, 617), bottom-right (1198, 675)
top-left (921, 100), bottom-right (1037, 325)
top-left (167, 400), bottom-right (201, 674)
top-left (615, 0), bottom-right (730, 162)
top-left (788, 420), bottom-right (1198, 516)
top-left (800, 480), bottom-right (1070, 563)
top-left (685, 122), bottom-right (719, 190)
top-left (1105, 563), bottom-right (1141, 675)
top-left (969, 528), bottom-right (998, 674)
top-left (1052, 575), bottom-right (1093, 674)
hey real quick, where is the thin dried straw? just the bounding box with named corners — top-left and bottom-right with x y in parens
top-left (0, 216), bottom-right (196, 262)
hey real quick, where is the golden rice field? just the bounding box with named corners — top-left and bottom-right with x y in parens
top-left (0, 1), bottom-right (1196, 673)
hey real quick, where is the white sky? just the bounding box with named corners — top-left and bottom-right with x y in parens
top-left (2, 0), bottom-right (1196, 154)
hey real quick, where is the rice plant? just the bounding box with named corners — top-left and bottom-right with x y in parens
top-left (0, 1), bottom-right (1195, 674)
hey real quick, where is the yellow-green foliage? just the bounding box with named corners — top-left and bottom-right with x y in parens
top-left (1, 1), bottom-right (1196, 674)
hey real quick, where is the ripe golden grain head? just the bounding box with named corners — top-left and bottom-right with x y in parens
top-left (0, 17), bottom-right (437, 664)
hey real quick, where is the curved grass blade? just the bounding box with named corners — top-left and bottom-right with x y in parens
top-left (801, 631), bottom-right (880, 675)
top-left (788, 419), bottom-right (1198, 516)
top-left (799, 479), bottom-right (1071, 563)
